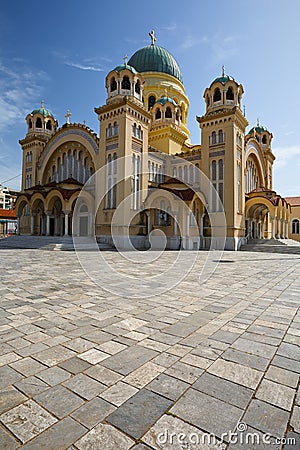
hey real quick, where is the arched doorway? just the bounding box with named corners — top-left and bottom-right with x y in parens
top-left (31, 198), bottom-right (46, 235)
top-left (47, 196), bottom-right (63, 236)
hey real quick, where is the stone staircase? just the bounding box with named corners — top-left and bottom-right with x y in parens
top-left (0, 235), bottom-right (115, 251)
top-left (240, 238), bottom-right (300, 254)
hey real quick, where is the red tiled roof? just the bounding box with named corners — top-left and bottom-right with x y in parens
top-left (0, 209), bottom-right (17, 219)
top-left (285, 196), bottom-right (300, 207)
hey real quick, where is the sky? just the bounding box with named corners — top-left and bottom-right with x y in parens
top-left (0, 0), bottom-right (300, 195)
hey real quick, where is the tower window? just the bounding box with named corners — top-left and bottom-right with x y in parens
top-left (46, 120), bottom-right (52, 130)
top-left (36, 117), bottom-right (42, 128)
top-left (213, 88), bottom-right (221, 102)
top-left (218, 130), bottom-right (224, 143)
top-left (110, 77), bottom-right (117, 92)
top-left (226, 87), bottom-right (234, 100)
top-left (262, 135), bottom-right (267, 144)
top-left (121, 76), bottom-right (130, 90)
top-left (155, 108), bottom-right (161, 119)
top-left (29, 119), bottom-right (32, 128)
top-left (135, 80), bottom-right (141, 94)
top-left (211, 131), bottom-right (216, 145)
top-left (148, 95), bottom-right (156, 110)
top-left (206, 95), bottom-right (210, 107)
top-left (165, 107), bottom-right (172, 118)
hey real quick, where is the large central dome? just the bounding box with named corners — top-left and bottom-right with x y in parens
top-left (128, 45), bottom-right (183, 83)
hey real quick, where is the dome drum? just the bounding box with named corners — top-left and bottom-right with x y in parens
top-left (106, 66), bottom-right (144, 104)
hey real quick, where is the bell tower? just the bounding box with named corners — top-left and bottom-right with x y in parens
top-left (19, 102), bottom-right (58, 190)
top-left (197, 69), bottom-right (248, 250)
top-left (94, 62), bottom-right (151, 244)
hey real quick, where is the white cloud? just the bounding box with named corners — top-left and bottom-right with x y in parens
top-left (53, 51), bottom-right (107, 73)
top-left (0, 61), bottom-right (46, 132)
top-left (179, 33), bottom-right (238, 63)
top-left (65, 61), bottom-right (104, 72)
top-left (273, 144), bottom-right (300, 169)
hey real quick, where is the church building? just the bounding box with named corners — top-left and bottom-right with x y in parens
top-left (16, 31), bottom-right (292, 250)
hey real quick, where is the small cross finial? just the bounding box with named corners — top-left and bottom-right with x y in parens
top-left (257, 117), bottom-right (260, 127)
top-left (222, 65), bottom-right (225, 77)
top-left (243, 104), bottom-right (246, 116)
top-left (65, 109), bottom-right (71, 124)
top-left (149, 30), bottom-right (156, 46)
top-left (41, 100), bottom-right (45, 109)
top-left (164, 87), bottom-right (168, 97)
top-left (83, 119), bottom-right (86, 125)
top-left (123, 54), bottom-right (128, 65)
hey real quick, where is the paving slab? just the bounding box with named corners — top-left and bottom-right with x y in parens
top-left (107, 388), bottom-right (173, 439)
top-left (170, 388), bottom-right (243, 440)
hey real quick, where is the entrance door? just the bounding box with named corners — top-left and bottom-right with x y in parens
top-left (79, 216), bottom-right (88, 236)
top-left (50, 218), bottom-right (55, 236)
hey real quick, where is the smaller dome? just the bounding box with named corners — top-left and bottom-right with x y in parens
top-left (156, 96), bottom-right (177, 106)
top-left (210, 74), bottom-right (236, 87)
top-left (113, 64), bottom-right (137, 74)
top-left (247, 125), bottom-right (269, 135)
top-left (31, 102), bottom-right (53, 118)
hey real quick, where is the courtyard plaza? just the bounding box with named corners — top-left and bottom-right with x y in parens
top-left (0, 241), bottom-right (299, 448)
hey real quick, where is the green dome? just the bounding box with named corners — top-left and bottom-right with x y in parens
top-left (31, 107), bottom-right (53, 118)
top-left (113, 64), bottom-right (137, 74)
top-left (128, 45), bottom-right (183, 82)
top-left (248, 125), bottom-right (269, 135)
top-left (210, 74), bottom-right (235, 87)
top-left (156, 97), bottom-right (176, 106)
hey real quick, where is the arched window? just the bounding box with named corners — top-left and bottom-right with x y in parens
top-left (292, 219), bottom-right (300, 234)
top-left (29, 119), bottom-right (32, 128)
top-left (107, 154), bottom-right (112, 175)
top-left (213, 88), bottom-right (221, 102)
top-left (165, 107), bottom-right (172, 118)
top-left (121, 76), bottom-right (130, 90)
top-left (46, 120), bottom-right (52, 130)
top-left (262, 135), bottom-right (267, 144)
top-left (218, 159), bottom-right (224, 181)
top-left (107, 123), bottom-right (112, 138)
top-left (148, 95), bottom-right (156, 110)
top-left (36, 117), bottom-right (42, 128)
top-left (135, 80), bottom-right (141, 94)
top-left (226, 87), bottom-right (234, 100)
top-left (110, 77), bottom-right (117, 92)
top-left (155, 108), bottom-right (161, 119)
top-left (195, 163), bottom-right (200, 183)
top-left (176, 111), bottom-right (180, 122)
top-left (132, 123), bottom-right (137, 137)
top-left (173, 167), bottom-right (177, 177)
top-left (211, 131), bottom-right (216, 145)
top-left (113, 122), bottom-right (119, 136)
top-left (218, 130), bottom-right (224, 143)
top-left (184, 166), bottom-right (188, 182)
top-left (211, 160), bottom-right (217, 181)
top-left (189, 165), bottom-right (194, 183)
top-left (178, 166), bottom-right (183, 180)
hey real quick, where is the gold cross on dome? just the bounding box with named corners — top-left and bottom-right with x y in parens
top-left (222, 65), bottom-right (225, 77)
top-left (149, 30), bottom-right (156, 45)
top-left (123, 54), bottom-right (128, 65)
top-left (41, 100), bottom-right (45, 108)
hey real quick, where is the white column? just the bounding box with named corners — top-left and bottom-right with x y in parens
top-left (46, 212), bottom-right (51, 236)
top-left (271, 217), bottom-right (275, 239)
top-left (173, 212), bottom-right (178, 237)
top-left (286, 221), bottom-right (289, 238)
top-left (64, 212), bottom-right (69, 236)
top-left (30, 214), bottom-right (35, 235)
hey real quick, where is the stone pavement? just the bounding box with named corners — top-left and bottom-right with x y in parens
top-left (0, 246), bottom-right (300, 449)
